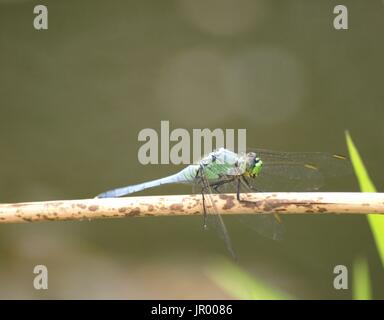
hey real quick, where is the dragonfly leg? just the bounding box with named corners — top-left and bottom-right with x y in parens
top-left (237, 176), bottom-right (259, 201)
top-left (197, 165), bottom-right (210, 230)
top-left (209, 177), bottom-right (235, 193)
top-left (201, 188), bottom-right (208, 230)
top-left (241, 176), bottom-right (262, 192)
top-left (236, 179), bottom-right (241, 201)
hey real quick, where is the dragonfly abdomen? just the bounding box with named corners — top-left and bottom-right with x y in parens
top-left (96, 165), bottom-right (200, 198)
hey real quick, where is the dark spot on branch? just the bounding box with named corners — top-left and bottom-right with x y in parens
top-left (222, 196), bottom-right (235, 210)
top-left (88, 205), bottom-right (99, 212)
top-left (241, 200), bottom-right (262, 209)
top-left (118, 207), bottom-right (127, 213)
top-left (170, 204), bottom-right (183, 212)
top-left (130, 207), bottom-right (141, 216)
top-left (262, 199), bottom-right (315, 212)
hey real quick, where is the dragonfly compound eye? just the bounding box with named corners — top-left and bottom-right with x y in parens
top-left (251, 158), bottom-right (263, 177)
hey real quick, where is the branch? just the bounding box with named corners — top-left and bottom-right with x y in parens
top-left (0, 192), bottom-right (383, 224)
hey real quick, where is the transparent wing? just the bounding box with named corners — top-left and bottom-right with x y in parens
top-left (212, 177), bottom-right (285, 241)
top-left (247, 148), bottom-right (351, 191)
top-left (194, 169), bottom-right (237, 259)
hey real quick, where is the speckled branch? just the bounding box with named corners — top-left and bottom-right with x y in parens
top-left (0, 192), bottom-right (383, 224)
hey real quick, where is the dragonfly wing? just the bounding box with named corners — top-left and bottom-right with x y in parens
top-left (238, 214), bottom-right (285, 241)
top-left (256, 162), bottom-right (324, 191)
top-left (247, 148), bottom-right (351, 191)
top-left (214, 177), bottom-right (285, 241)
top-left (197, 170), bottom-right (236, 259)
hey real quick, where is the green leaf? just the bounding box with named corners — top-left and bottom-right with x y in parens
top-left (206, 257), bottom-right (292, 300)
top-left (345, 131), bottom-right (376, 192)
top-left (352, 256), bottom-right (372, 300)
top-left (345, 131), bottom-right (384, 268)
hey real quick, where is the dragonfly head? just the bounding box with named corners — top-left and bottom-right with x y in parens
top-left (245, 152), bottom-right (263, 178)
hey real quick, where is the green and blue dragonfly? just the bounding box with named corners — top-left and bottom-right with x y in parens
top-left (96, 148), bottom-right (349, 258)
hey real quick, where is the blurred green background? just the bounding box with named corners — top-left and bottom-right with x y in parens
top-left (0, 0), bottom-right (383, 299)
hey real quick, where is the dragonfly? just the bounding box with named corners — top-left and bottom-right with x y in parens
top-left (95, 148), bottom-right (350, 258)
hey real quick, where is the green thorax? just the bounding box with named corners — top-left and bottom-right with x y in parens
top-left (178, 148), bottom-right (247, 182)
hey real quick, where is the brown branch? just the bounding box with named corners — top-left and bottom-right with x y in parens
top-left (0, 192), bottom-right (383, 224)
